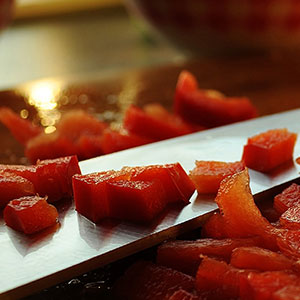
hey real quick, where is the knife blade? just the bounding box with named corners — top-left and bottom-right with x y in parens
top-left (1, 108), bottom-right (300, 299)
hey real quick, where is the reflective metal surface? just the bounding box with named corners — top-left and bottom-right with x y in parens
top-left (1, 108), bottom-right (300, 299)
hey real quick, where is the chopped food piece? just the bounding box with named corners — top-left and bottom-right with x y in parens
top-left (230, 246), bottom-right (294, 271)
top-left (0, 156), bottom-right (81, 203)
top-left (201, 212), bottom-right (232, 239)
top-left (123, 104), bottom-right (199, 141)
top-left (25, 110), bottom-right (108, 163)
top-left (242, 128), bottom-right (297, 172)
top-left (72, 170), bottom-right (126, 223)
top-left (274, 183), bottom-right (300, 214)
top-left (107, 180), bottom-right (167, 223)
top-left (279, 205), bottom-right (300, 230)
top-left (277, 230), bottom-right (300, 260)
top-left (127, 163), bottom-right (195, 203)
top-left (0, 172), bottom-right (35, 208)
top-left (174, 70), bottom-right (257, 127)
top-left (157, 237), bottom-right (262, 276)
top-left (195, 256), bottom-right (250, 299)
top-left (34, 156), bottom-right (81, 202)
top-left (4, 195), bottom-right (58, 234)
top-left (56, 109), bottom-right (108, 140)
top-left (72, 163), bottom-right (194, 223)
top-left (25, 133), bottom-right (76, 164)
top-left (113, 261), bottom-right (195, 300)
top-left (215, 169), bottom-right (278, 249)
top-left (101, 128), bottom-right (152, 154)
top-left (189, 160), bottom-right (245, 194)
top-left (0, 107), bottom-right (42, 145)
top-left (239, 271), bottom-right (298, 300)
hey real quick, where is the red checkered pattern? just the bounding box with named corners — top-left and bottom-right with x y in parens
top-left (125, 0), bottom-right (300, 49)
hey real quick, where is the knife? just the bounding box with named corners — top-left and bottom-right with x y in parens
top-left (1, 108), bottom-right (300, 299)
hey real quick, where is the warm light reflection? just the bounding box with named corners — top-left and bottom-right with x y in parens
top-left (28, 82), bottom-right (59, 110)
top-left (21, 80), bottom-right (63, 132)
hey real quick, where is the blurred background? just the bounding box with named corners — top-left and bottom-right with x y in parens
top-left (0, 0), bottom-right (186, 89)
top-left (2, 0), bottom-right (300, 90)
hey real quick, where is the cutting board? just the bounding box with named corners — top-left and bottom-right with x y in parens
top-left (1, 108), bottom-right (300, 299)
top-left (0, 55), bottom-right (300, 298)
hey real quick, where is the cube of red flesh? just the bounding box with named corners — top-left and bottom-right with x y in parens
top-left (0, 172), bottom-right (35, 208)
top-left (108, 180), bottom-right (167, 222)
top-left (239, 271), bottom-right (299, 300)
top-left (157, 237), bottom-right (263, 276)
top-left (0, 156), bottom-right (81, 203)
top-left (4, 196), bottom-right (58, 234)
top-left (123, 104), bottom-right (196, 141)
top-left (279, 205), bottom-right (300, 230)
top-left (72, 170), bottom-right (127, 223)
top-left (189, 160), bottom-right (245, 194)
top-left (195, 256), bottom-right (250, 299)
top-left (113, 261), bottom-right (195, 300)
top-left (126, 163), bottom-right (195, 203)
top-left (25, 133), bottom-right (76, 164)
top-left (35, 156), bottom-right (81, 202)
top-left (242, 129), bottom-right (297, 172)
top-left (274, 183), bottom-right (300, 214)
top-left (101, 128), bottom-right (152, 154)
top-left (72, 163), bottom-right (194, 223)
top-left (277, 230), bottom-right (300, 260)
top-left (0, 107), bottom-right (42, 145)
top-left (230, 246), bottom-right (294, 271)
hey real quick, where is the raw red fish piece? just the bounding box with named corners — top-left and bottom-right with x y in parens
top-left (0, 172), bottom-right (35, 208)
top-left (189, 160), bottom-right (245, 194)
top-left (174, 70), bottom-right (257, 128)
top-left (273, 183), bottom-right (300, 214)
top-left (242, 128), bottom-right (297, 172)
top-left (72, 163), bottom-right (194, 223)
top-left (4, 195), bottom-right (58, 234)
top-left (0, 156), bottom-right (81, 203)
top-left (195, 256), bottom-right (250, 299)
top-left (113, 261), bottom-right (195, 300)
top-left (239, 271), bottom-right (298, 300)
top-left (107, 180), bottom-right (167, 223)
top-left (0, 107), bottom-right (42, 145)
top-left (101, 128), bottom-right (152, 154)
top-left (277, 230), bottom-right (300, 260)
top-left (157, 237), bottom-right (262, 276)
top-left (123, 104), bottom-right (199, 141)
top-left (273, 285), bottom-right (300, 300)
top-left (279, 205), bottom-right (300, 230)
top-left (230, 246), bottom-right (294, 271)
top-left (215, 169), bottom-right (278, 249)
